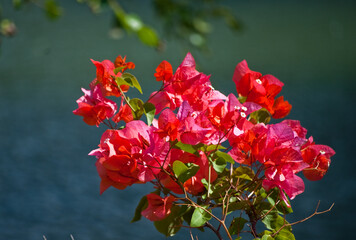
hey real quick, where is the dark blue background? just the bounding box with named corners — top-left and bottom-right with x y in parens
top-left (1, 1), bottom-right (355, 239)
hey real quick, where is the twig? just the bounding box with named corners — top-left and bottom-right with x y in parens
top-left (205, 222), bottom-right (223, 240)
top-left (271, 201), bottom-right (334, 237)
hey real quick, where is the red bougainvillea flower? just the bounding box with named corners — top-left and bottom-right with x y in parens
top-left (176, 101), bottom-right (214, 145)
top-left (222, 94), bottom-right (260, 130)
top-left (272, 96), bottom-right (292, 119)
top-left (149, 53), bottom-right (226, 113)
top-left (141, 193), bottom-right (175, 221)
top-left (73, 85), bottom-right (117, 126)
top-left (156, 108), bottom-right (179, 141)
top-left (112, 97), bottom-right (134, 123)
top-left (281, 119), bottom-right (307, 139)
top-left (89, 121), bottom-right (170, 193)
top-left (302, 144), bottom-right (335, 181)
top-left (154, 60), bottom-right (173, 82)
top-left (90, 58), bottom-right (129, 97)
top-left (263, 169), bottom-right (305, 207)
top-left (228, 123), bottom-right (267, 165)
top-left (114, 55), bottom-right (135, 72)
top-left (232, 60), bottom-right (291, 118)
top-left (90, 129), bottom-right (139, 193)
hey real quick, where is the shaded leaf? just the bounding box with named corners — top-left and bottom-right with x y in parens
top-left (229, 217), bottom-right (247, 235)
top-left (250, 108), bottom-right (271, 124)
top-left (131, 195), bottom-right (148, 223)
top-left (227, 201), bottom-right (248, 213)
top-left (154, 205), bottom-right (182, 237)
top-left (201, 178), bottom-right (213, 196)
top-left (233, 166), bottom-right (255, 181)
top-left (129, 98), bottom-right (144, 120)
top-left (13, 0), bottom-right (23, 9)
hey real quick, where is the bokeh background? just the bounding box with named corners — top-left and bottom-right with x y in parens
top-left (1, 0), bottom-right (356, 239)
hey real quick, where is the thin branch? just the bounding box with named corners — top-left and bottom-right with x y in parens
top-left (205, 222), bottom-right (223, 240)
top-left (116, 81), bottom-right (135, 111)
top-left (271, 201), bottom-right (334, 237)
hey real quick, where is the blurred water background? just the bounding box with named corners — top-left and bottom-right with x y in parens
top-left (1, 0), bottom-right (355, 239)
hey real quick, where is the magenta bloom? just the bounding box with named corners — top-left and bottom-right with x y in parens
top-left (233, 60), bottom-right (292, 118)
top-left (149, 53), bottom-right (226, 113)
top-left (141, 193), bottom-right (175, 221)
top-left (73, 85), bottom-right (117, 126)
top-left (89, 121), bottom-right (170, 193)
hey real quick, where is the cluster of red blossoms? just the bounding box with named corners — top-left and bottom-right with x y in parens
top-left (74, 53), bottom-right (334, 223)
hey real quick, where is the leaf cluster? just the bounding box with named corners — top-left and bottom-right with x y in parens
top-left (1, 0), bottom-right (242, 52)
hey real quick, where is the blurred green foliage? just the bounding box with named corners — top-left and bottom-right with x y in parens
top-left (0, 0), bottom-right (241, 52)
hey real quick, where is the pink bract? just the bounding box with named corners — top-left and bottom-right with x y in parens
top-left (73, 85), bottom-right (117, 126)
top-left (141, 193), bottom-right (175, 222)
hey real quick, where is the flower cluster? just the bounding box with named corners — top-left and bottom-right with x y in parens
top-left (74, 53), bottom-right (335, 239)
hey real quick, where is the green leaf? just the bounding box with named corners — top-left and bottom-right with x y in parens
top-left (261, 211), bottom-right (294, 239)
top-left (190, 206), bottom-right (212, 228)
top-left (259, 230), bottom-right (274, 239)
top-left (274, 227), bottom-right (295, 240)
top-left (203, 144), bottom-right (226, 152)
top-left (233, 166), bottom-right (255, 181)
top-left (131, 195), bottom-right (148, 223)
top-left (154, 205), bottom-right (182, 237)
top-left (122, 73), bottom-right (142, 94)
top-left (250, 108), bottom-right (271, 124)
top-left (229, 217), bottom-right (248, 235)
top-left (44, 0), bottom-right (62, 20)
top-left (115, 76), bottom-right (128, 87)
top-left (172, 160), bottom-right (199, 183)
top-left (129, 98), bottom-right (144, 120)
top-left (212, 156), bottom-right (227, 173)
top-left (113, 66), bottom-right (126, 74)
top-left (261, 234), bottom-right (274, 240)
top-left (201, 170), bottom-right (230, 198)
top-left (173, 141), bottom-right (203, 155)
top-left (215, 151), bottom-right (234, 163)
top-left (227, 201), bottom-right (248, 213)
top-left (238, 96), bottom-right (247, 104)
top-left (143, 102), bottom-right (156, 126)
top-left (13, 0), bottom-right (23, 9)
top-left (137, 26), bottom-right (159, 47)
top-left (123, 14), bottom-right (143, 31)
top-left (261, 211), bottom-right (280, 230)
